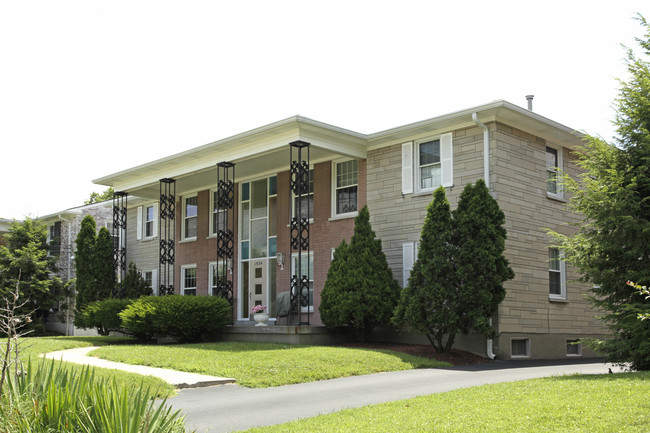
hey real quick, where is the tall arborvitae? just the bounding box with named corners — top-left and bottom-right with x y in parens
top-left (74, 215), bottom-right (96, 312)
top-left (320, 205), bottom-right (400, 342)
top-left (393, 186), bottom-right (459, 352)
top-left (453, 179), bottom-right (513, 337)
top-left (94, 226), bottom-right (116, 300)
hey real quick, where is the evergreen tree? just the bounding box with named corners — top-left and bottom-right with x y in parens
top-left (0, 218), bottom-right (64, 327)
top-left (393, 187), bottom-right (459, 352)
top-left (94, 227), bottom-right (115, 301)
top-left (320, 205), bottom-right (400, 342)
top-left (393, 183), bottom-right (513, 353)
top-left (453, 179), bottom-right (513, 337)
top-left (549, 16), bottom-right (650, 370)
top-left (74, 215), bottom-right (96, 311)
top-left (118, 262), bottom-right (151, 299)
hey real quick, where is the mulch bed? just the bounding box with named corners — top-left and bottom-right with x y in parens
top-left (340, 343), bottom-right (490, 366)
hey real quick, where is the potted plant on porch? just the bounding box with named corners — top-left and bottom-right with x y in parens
top-left (251, 305), bottom-right (269, 326)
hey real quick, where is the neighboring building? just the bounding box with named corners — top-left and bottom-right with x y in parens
top-left (0, 218), bottom-right (14, 247)
top-left (39, 201), bottom-right (114, 335)
top-left (93, 100), bottom-right (607, 359)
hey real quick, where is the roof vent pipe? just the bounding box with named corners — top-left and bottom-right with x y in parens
top-left (526, 95), bottom-right (534, 111)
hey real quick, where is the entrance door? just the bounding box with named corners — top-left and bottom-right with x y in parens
top-left (249, 259), bottom-right (266, 317)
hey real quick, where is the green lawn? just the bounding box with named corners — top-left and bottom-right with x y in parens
top-left (5, 336), bottom-right (176, 398)
top-left (243, 372), bottom-right (650, 432)
top-left (91, 342), bottom-right (451, 388)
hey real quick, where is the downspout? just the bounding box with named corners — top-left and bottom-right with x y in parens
top-left (472, 112), bottom-right (490, 190)
top-left (472, 113), bottom-right (496, 359)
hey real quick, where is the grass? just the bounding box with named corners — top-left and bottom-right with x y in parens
top-left (91, 342), bottom-right (451, 387)
top-left (2, 336), bottom-right (176, 398)
top-left (243, 372), bottom-right (650, 432)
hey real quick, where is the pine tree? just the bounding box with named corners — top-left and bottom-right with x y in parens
top-left (94, 227), bottom-right (115, 300)
top-left (549, 16), bottom-right (650, 370)
top-left (74, 215), bottom-right (96, 311)
top-left (0, 218), bottom-right (64, 328)
top-left (119, 262), bottom-right (151, 299)
top-left (320, 205), bottom-right (400, 342)
top-left (393, 187), bottom-right (459, 352)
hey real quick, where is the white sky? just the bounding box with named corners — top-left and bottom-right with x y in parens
top-left (1, 1), bottom-right (649, 220)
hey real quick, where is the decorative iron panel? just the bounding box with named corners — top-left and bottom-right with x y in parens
top-left (159, 178), bottom-right (176, 296)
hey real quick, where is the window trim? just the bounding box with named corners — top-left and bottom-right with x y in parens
top-left (546, 145), bottom-right (564, 199)
top-left (403, 132), bottom-right (453, 195)
top-left (208, 189), bottom-right (228, 238)
top-left (416, 138), bottom-right (442, 193)
top-left (549, 247), bottom-right (567, 300)
top-left (208, 261), bottom-right (227, 297)
top-left (182, 195), bottom-right (198, 241)
top-left (510, 338), bottom-right (531, 358)
top-left (136, 203), bottom-right (158, 241)
top-left (332, 159), bottom-right (359, 218)
top-left (566, 339), bottom-right (582, 357)
top-left (180, 264), bottom-right (197, 296)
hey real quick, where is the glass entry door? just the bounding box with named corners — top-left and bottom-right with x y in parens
top-left (239, 176), bottom-right (277, 320)
top-left (249, 259), bottom-right (267, 315)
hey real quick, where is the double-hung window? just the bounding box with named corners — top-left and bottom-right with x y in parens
top-left (181, 265), bottom-right (197, 296)
top-left (402, 133), bottom-right (453, 194)
top-left (418, 139), bottom-right (441, 190)
top-left (334, 160), bottom-right (358, 216)
top-left (293, 169), bottom-right (314, 220)
top-left (136, 203), bottom-right (158, 240)
top-left (209, 261), bottom-right (227, 297)
top-left (210, 190), bottom-right (228, 236)
top-left (546, 146), bottom-right (563, 198)
top-left (183, 196), bottom-right (198, 240)
top-left (549, 247), bottom-right (567, 299)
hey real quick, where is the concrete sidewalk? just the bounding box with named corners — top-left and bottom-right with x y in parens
top-left (42, 347), bottom-right (235, 388)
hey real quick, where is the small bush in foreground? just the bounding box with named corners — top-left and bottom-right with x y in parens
top-left (120, 295), bottom-right (231, 342)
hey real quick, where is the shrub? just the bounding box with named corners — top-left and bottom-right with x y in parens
top-left (120, 295), bottom-right (231, 342)
top-left (74, 298), bottom-right (132, 336)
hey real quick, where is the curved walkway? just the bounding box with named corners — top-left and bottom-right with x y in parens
top-left (42, 347), bottom-right (235, 388)
top-left (43, 348), bottom-right (621, 433)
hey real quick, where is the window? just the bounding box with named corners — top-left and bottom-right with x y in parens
top-left (210, 191), bottom-right (228, 236)
top-left (549, 248), bottom-right (567, 299)
top-left (402, 133), bottom-right (453, 194)
top-left (418, 139), bottom-right (441, 190)
top-left (47, 222), bottom-right (61, 256)
top-left (291, 252), bottom-right (313, 312)
top-left (183, 196), bottom-right (198, 240)
top-left (136, 203), bottom-right (158, 240)
top-left (566, 339), bottom-right (582, 357)
top-left (293, 169), bottom-right (314, 220)
top-left (334, 160), bottom-right (358, 216)
top-left (145, 206), bottom-right (154, 238)
top-left (511, 338), bottom-right (530, 358)
top-left (546, 146), bottom-right (563, 197)
top-left (209, 261), bottom-right (227, 296)
top-left (181, 265), bottom-right (197, 296)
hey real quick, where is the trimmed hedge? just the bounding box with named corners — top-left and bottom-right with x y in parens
top-left (120, 295), bottom-right (232, 342)
top-left (74, 298), bottom-right (132, 336)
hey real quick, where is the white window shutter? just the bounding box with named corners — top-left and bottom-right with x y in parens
top-left (440, 132), bottom-right (454, 187)
top-left (402, 242), bottom-right (414, 288)
top-left (152, 203), bottom-right (159, 238)
top-left (402, 142), bottom-right (413, 194)
top-left (151, 269), bottom-right (158, 296)
top-left (136, 206), bottom-right (143, 240)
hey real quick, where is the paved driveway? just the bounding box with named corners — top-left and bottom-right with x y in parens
top-left (168, 359), bottom-right (619, 433)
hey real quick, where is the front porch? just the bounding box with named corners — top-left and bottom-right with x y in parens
top-left (221, 323), bottom-right (353, 345)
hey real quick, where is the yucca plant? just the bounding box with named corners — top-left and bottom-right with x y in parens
top-left (0, 359), bottom-right (187, 432)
